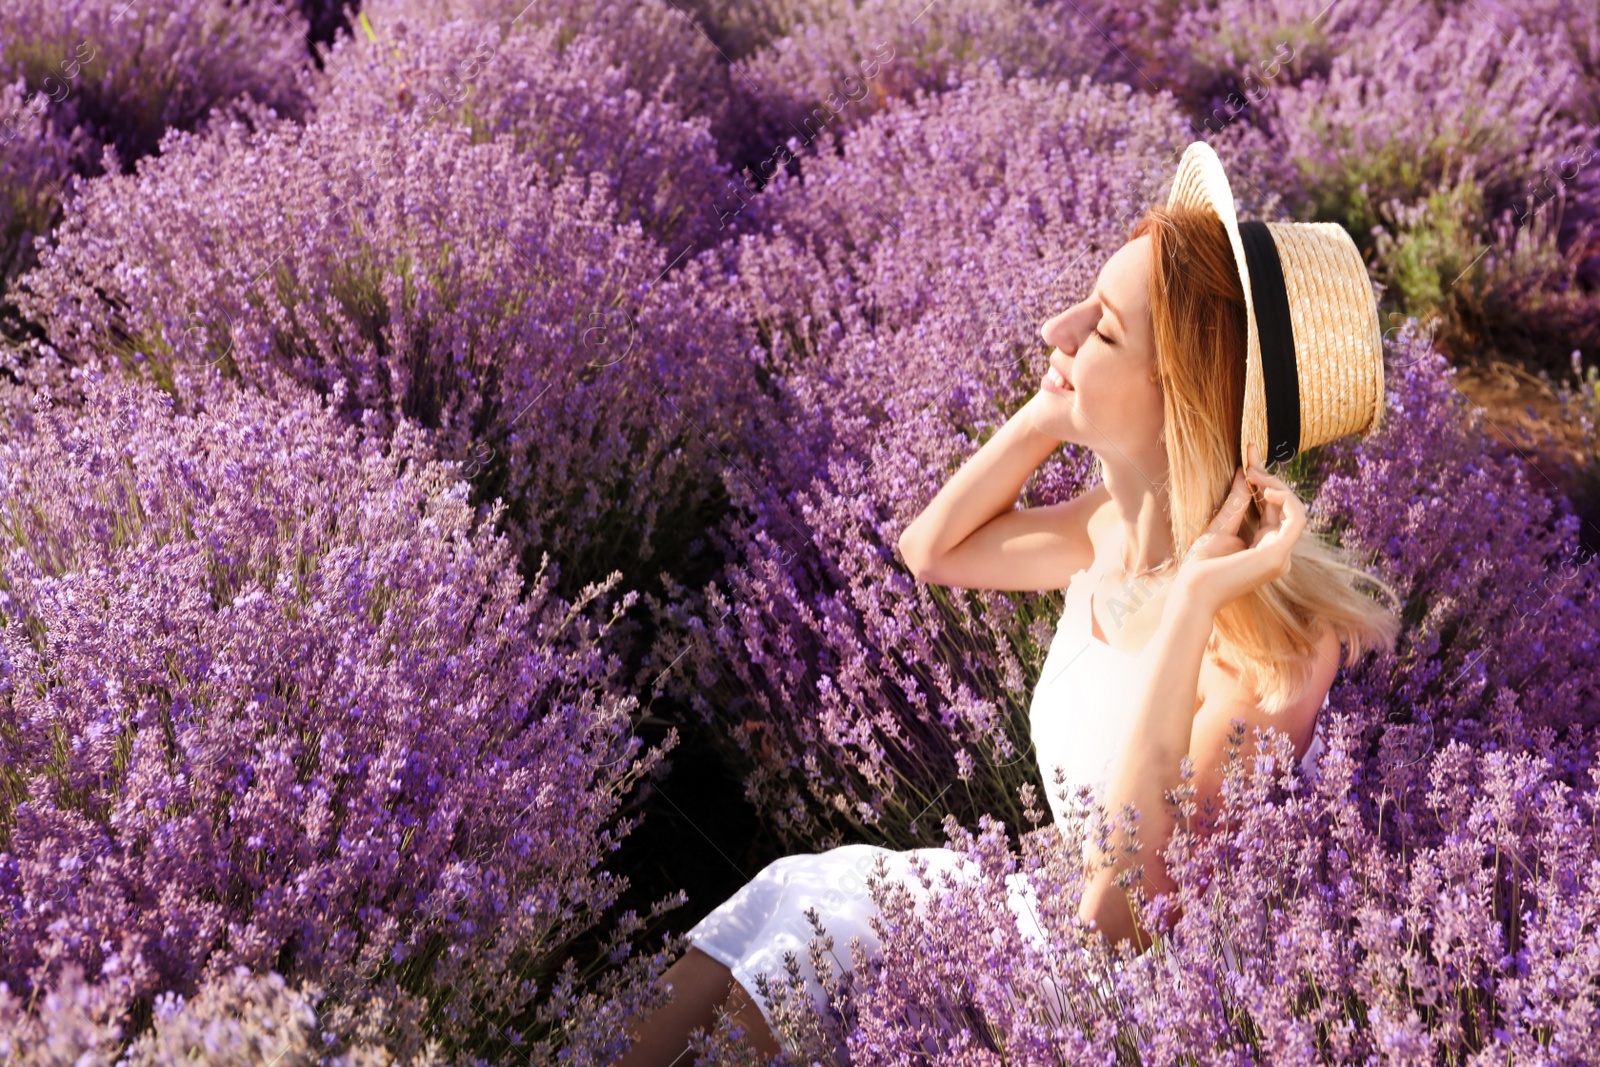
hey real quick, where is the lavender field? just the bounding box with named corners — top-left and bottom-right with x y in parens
top-left (1, 0), bottom-right (1599, 1063)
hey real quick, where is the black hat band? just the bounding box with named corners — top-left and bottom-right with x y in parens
top-left (1237, 220), bottom-right (1300, 464)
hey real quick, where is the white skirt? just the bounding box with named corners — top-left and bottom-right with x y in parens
top-left (684, 843), bottom-right (1085, 1048)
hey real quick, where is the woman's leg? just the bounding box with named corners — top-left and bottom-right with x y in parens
top-left (616, 945), bottom-right (783, 1066)
top-left (722, 967), bottom-right (784, 1059)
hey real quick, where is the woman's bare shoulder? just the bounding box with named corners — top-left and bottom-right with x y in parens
top-left (1196, 617), bottom-right (1341, 717)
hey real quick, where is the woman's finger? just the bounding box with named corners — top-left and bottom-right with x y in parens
top-left (1256, 482), bottom-right (1302, 515)
top-left (1256, 483), bottom-right (1295, 518)
top-left (1210, 467), bottom-right (1251, 536)
top-left (1260, 486), bottom-right (1306, 547)
top-left (1281, 488), bottom-right (1307, 539)
top-left (1247, 446), bottom-right (1292, 489)
top-left (1246, 466), bottom-right (1281, 529)
top-left (1250, 481), bottom-right (1307, 562)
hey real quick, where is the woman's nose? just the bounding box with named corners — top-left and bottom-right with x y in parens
top-left (1040, 307), bottom-right (1074, 346)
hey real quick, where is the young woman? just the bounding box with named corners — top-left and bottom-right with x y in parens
top-left (617, 142), bottom-right (1401, 1064)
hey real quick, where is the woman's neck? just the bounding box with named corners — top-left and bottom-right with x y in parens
top-left (1097, 458), bottom-right (1174, 576)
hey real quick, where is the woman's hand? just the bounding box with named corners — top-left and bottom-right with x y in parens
top-left (1171, 442), bottom-right (1307, 615)
top-left (1019, 388), bottom-right (1073, 443)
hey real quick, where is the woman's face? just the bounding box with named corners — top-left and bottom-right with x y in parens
top-left (1034, 236), bottom-right (1163, 471)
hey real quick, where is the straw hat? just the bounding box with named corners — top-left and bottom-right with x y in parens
top-left (1165, 140), bottom-right (1385, 464)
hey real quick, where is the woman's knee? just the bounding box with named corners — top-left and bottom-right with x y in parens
top-left (679, 946), bottom-right (783, 1054)
top-left (720, 973), bottom-right (783, 1055)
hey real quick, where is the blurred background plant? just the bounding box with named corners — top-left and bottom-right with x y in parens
top-left (0, 0), bottom-right (329, 340)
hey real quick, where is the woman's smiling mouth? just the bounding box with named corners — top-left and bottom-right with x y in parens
top-left (1042, 358), bottom-right (1072, 393)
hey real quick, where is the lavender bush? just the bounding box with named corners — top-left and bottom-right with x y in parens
top-left (1493, 0), bottom-right (1600, 123)
top-left (732, 0), bottom-right (1113, 154)
top-left (0, 77), bottom-right (83, 291)
top-left (1264, 6), bottom-right (1598, 369)
top-left (0, 963), bottom-right (440, 1066)
top-left (1, 936), bottom-right (707, 1066)
top-left (307, 13), bottom-right (742, 254)
top-left (1080, 0), bottom-right (1374, 117)
top-left (670, 0), bottom-right (808, 63)
top-left (0, 371), bottom-right (677, 1058)
top-left (1086, 0), bottom-right (1596, 225)
top-left (0, 0), bottom-right (320, 324)
top-left (360, 0), bottom-right (745, 159)
top-left (1308, 330), bottom-right (1599, 804)
top-left (12, 85), bottom-right (773, 604)
top-left (0, 0), bottom-right (315, 170)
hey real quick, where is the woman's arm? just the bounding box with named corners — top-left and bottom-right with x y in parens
top-left (1079, 447), bottom-right (1328, 949)
top-left (897, 393), bottom-right (1101, 592)
top-left (1078, 587), bottom-right (1335, 950)
top-left (1076, 583), bottom-right (1215, 950)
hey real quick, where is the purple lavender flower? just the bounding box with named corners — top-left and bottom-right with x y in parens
top-left (0, 77), bottom-right (84, 286)
top-left (0, 370), bottom-right (672, 1052)
top-left (0, 0), bottom-right (316, 172)
top-left (313, 13), bottom-right (741, 253)
top-left (14, 69), bottom-right (774, 598)
top-left (732, 0), bottom-right (1113, 162)
top-left (361, 0), bottom-right (743, 154)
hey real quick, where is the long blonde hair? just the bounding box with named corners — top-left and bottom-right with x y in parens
top-left (1116, 202), bottom-right (1401, 712)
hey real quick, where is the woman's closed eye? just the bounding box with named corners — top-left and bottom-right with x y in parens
top-left (1092, 326), bottom-right (1114, 345)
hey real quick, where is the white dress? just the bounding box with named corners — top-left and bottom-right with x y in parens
top-left (685, 539), bottom-right (1327, 1043)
